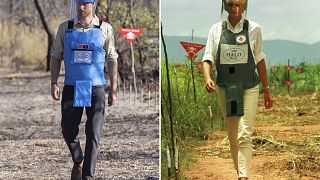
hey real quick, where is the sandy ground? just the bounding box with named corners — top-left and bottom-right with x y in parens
top-left (0, 70), bottom-right (159, 179)
top-left (182, 93), bottom-right (320, 180)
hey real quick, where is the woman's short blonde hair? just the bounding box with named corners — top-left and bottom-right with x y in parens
top-left (224, 0), bottom-right (247, 5)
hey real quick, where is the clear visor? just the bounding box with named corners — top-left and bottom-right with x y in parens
top-left (221, 0), bottom-right (248, 21)
top-left (70, 0), bottom-right (98, 20)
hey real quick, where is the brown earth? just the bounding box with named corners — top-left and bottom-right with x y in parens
top-left (182, 93), bottom-right (320, 180)
top-left (0, 69), bottom-right (159, 179)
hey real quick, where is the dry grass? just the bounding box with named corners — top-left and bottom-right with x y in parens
top-left (253, 93), bottom-right (320, 178)
top-left (0, 19), bottom-right (63, 68)
top-left (182, 93), bottom-right (320, 179)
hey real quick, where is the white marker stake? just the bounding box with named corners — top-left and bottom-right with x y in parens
top-left (167, 146), bottom-right (171, 169)
top-left (209, 105), bottom-right (213, 130)
top-left (208, 106), bottom-right (212, 117)
top-left (175, 146), bottom-right (179, 170)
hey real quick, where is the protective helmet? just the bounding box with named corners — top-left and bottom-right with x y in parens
top-left (77, 0), bottom-right (96, 3)
top-left (221, 0), bottom-right (248, 21)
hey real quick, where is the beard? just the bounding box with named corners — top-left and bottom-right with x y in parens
top-left (78, 11), bottom-right (90, 19)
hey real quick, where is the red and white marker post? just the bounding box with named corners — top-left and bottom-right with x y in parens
top-left (180, 41), bottom-right (205, 103)
top-left (180, 42), bottom-right (205, 60)
top-left (284, 59), bottom-right (295, 95)
top-left (117, 28), bottom-right (144, 105)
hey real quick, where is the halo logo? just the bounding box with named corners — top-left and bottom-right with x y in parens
top-left (223, 48), bottom-right (245, 62)
top-left (74, 51), bottom-right (92, 63)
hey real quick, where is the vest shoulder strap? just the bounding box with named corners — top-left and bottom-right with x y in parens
top-left (222, 21), bottom-right (227, 31)
top-left (67, 20), bottom-right (74, 29)
top-left (68, 20), bottom-right (103, 29)
top-left (94, 20), bottom-right (103, 29)
top-left (243, 19), bottom-right (249, 31)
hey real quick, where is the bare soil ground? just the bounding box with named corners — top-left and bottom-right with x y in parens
top-left (0, 69), bottom-right (159, 179)
top-left (182, 93), bottom-right (320, 180)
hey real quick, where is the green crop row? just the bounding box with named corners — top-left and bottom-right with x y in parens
top-left (268, 62), bottom-right (320, 94)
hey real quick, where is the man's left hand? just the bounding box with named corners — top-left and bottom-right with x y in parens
top-left (108, 90), bottom-right (117, 106)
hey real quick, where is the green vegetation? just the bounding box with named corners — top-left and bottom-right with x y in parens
top-left (268, 62), bottom-right (320, 94)
top-left (161, 59), bottom-right (320, 179)
top-left (161, 59), bottom-right (223, 179)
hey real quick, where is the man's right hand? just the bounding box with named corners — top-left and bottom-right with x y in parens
top-left (51, 84), bottom-right (60, 100)
top-left (205, 78), bottom-right (216, 93)
top-left (108, 90), bottom-right (117, 106)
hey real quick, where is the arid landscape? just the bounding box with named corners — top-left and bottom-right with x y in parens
top-left (0, 69), bottom-right (159, 179)
top-left (182, 93), bottom-right (320, 180)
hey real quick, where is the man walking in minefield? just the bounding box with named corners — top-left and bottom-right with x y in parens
top-left (50, 0), bottom-right (118, 179)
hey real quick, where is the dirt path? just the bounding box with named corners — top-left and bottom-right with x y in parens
top-left (0, 71), bottom-right (159, 179)
top-left (183, 94), bottom-right (320, 180)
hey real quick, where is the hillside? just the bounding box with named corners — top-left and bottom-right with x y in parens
top-left (162, 36), bottom-right (320, 65)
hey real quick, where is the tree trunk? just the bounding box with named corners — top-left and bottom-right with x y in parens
top-left (34, 0), bottom-right (54, 71)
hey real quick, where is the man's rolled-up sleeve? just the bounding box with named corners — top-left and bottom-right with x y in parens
top-left (104, 24), bottom-right (118, 62)
top-left (51, 22), bottom-right (65, 61)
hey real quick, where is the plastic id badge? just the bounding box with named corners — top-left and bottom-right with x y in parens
top-left (220, 44), bottom-right (248, 65)
top-left (73, 51), bottom-right (93, 64)
top-left (73, 80), bottom-right (92, 107)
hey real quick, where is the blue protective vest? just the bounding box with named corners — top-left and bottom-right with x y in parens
top-left (216, 19), bottom-right (260, 116)
top-left (63, 20), bottom-right (106, 86)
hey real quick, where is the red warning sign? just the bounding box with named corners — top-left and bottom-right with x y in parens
top-left (180, 42), bottom-right (205, 59)
top-left (117, 28), bottom-right (144, 43)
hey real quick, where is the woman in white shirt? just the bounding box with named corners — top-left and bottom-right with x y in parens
top-left (202, 0), bottom-right (273, 179)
